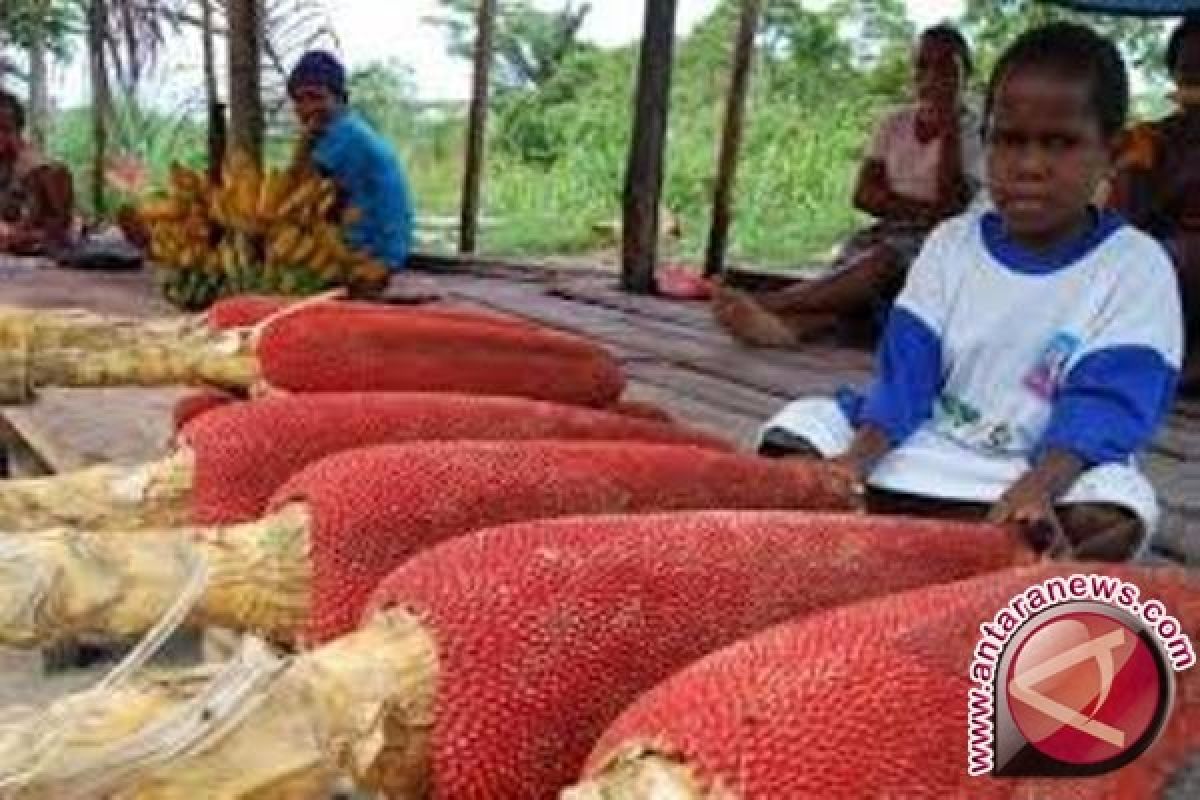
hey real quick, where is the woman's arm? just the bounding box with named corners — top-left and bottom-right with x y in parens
top-left (930, 118), bottom-right (970, 218)
top-left (852, 160), bottom-right (938, 223)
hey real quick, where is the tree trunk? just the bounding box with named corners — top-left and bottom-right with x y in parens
top-left (704, 0), bottom-right (762, 278)
top-left (87, 0), bottom-right (112, 217)
top-left (620, 0), bottom-right (679, 295)
top-left (459, 0), bottom-right (497, 255)
top-left (201, 0), bottom-right (226, 180)
top-left (27, 1), bottom-right (50, 148)
top-left (227, 0), bottom-right (264, 167)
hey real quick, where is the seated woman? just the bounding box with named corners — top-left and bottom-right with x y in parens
top-left (1108, 17), bottom-right (1200, 392)
top-left (287, 50), bottom-right (415, 275)
top-left (712, 25), bottom-right (983, 348)
top-left (759, 24), bottom-right (1181, 563)
top-left (0, 89), bottom-right (75, 258)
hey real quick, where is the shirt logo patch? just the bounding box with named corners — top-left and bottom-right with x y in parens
top-left (1024, 333), bottom-right (1082, 401)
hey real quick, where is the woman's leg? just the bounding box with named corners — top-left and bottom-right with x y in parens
top-left (712, 244), bottom-right (903, 347)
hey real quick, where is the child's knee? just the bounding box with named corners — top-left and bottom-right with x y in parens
top-left (1059, 503), bottom-right (1145, 562)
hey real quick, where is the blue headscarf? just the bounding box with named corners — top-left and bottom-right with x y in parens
top-left (287, 50), bottom-right (348, 101)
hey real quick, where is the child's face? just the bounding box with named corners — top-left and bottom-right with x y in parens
top-left (915, 38), bottom-right (962, 109)
top-left (985, 67), bottom-right (1112, 248)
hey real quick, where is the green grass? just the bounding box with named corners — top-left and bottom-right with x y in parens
top-left (44, 83), bottom-right (875, 272)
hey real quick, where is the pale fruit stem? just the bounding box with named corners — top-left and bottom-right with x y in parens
top-left (0, 308), bottom-right (259, 401)
top-left (563, 751), bottom-right (713, 800)
top-left (0, 503), bottom-right (312, 648)
top-left (0, 609), bottom-right (437, 800)
top-left (0, 450), bottom-right (196, 533)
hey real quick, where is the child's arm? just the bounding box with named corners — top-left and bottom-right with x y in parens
top-left (829, 227), bottom-right (955, 485)
top-left (994, 236), bottom-right (1184, 544)
top-left (987, 449), bottom-right (1084, 531)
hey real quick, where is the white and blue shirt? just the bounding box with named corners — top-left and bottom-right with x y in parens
top-left (837, 206), bottom-right (1184, 502)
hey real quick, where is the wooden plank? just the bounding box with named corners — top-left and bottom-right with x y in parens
top-left (705, 0), bottom-right (762, 277)
top-left (547, 276), bottom-right (718, 330)
top-left (622, 0), bottom-right (679, 294)
top-left (439, 275), bottom-right (873, 397)
top-left (0, 265), bottom-right (174, 317)
top-left (1142, 453), bottom-right (1200, 563)
top-left (624, 380), bottom-right (765, 450)
top-left (625, 361), bottom-right (790, 418)
top-left (460, 0), bottom-right (497, 254)
top-left (2, 388), bottom-right (190, 473)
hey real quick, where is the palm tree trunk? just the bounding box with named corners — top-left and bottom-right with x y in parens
top-left (87, 0), bottom-right (112, 217)
top-left (201, 0), bottom-right (226, 180)
top-left (27, 4), bottom-right (49, 149)
top-left (227, 0), bottom-right (264, 167)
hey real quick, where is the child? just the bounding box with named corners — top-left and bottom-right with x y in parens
top-left (758, 23), bottom-right (1183, 562)
top-left (287, 50), bottom-right (415, 275)
top-left (713, 25), bottom-right (984, 348)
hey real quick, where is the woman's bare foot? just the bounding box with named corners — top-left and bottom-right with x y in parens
top-left (711, 286), bottom-right (801, 348)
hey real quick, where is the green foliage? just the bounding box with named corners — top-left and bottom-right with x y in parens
top-left (47, 100), bottom-right (208, 216)
top-left (348, 59), bottom-right (419, 138)
top-left (0, 0), bottom-right (79, 58)
top-left (35, 0), bottom-right (1182, 270)
top-left (962, 0), bottom-right (1170, 83)
top-left (427, 0), bottom-right (595, 92)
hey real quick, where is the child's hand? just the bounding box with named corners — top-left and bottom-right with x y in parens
top-left (988, 478), bottom-right (1070, 556)
top-left (825, 456), bottom-right (868, 512)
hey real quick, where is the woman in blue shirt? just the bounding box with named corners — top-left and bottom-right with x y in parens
top-left (287, 50), bottom-right (415, 273)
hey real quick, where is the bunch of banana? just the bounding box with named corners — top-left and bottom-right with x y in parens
top-left (137, 151), bottom-right (392, 309)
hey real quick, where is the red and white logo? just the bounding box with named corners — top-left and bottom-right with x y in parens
top-left (991, 602), bottom-right (1174, 777)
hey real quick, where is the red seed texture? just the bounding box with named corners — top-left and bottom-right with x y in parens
top-left (171, 388), bottom-right (241, 431)
top-left (271, 443), bottom-right (862, 645)
top-left (205, 294), bottom-right (294, 330)
top-left (182, 392), bottom-right (731, 525)
top-left (253, 303), bottom-right (625, 406)
top-left (582, 564), bottom-right (1200, 800)
top-left (361, 510), bottom-right (1033, 798)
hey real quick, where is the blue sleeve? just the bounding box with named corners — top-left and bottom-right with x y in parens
top-left (841, 307), bottom-right (943, 445)
top-left (311, 118), bottom-right (356, 177)
top-left (1034, 346), bottom-right (1178, 466)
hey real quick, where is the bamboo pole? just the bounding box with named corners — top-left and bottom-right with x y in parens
top-left (704, 0), bottom-right (763, 278)
top-left (0, 610), bottom-right (438, 799)
top-left (621, 0), bottom-right (679, 295)
top-left (0, 504), bottom-right (311, 649)
top-left (0, 450), bottom-right (194, 533)
top-left (459, 0), bottom-right (498, 255)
